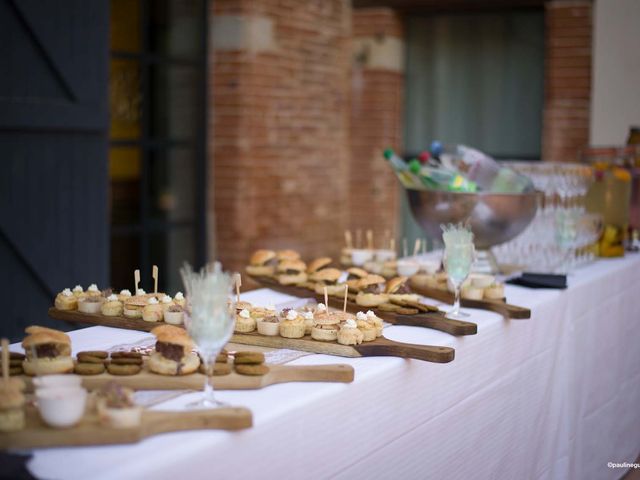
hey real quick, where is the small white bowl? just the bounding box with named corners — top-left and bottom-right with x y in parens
top-left (396, 260), bottom-right (420, 277)
top-left (33, 374), bottom-right (82, 390)
top-left (257, 320), bottom-right (280, 336)
top-left (163, 310), bottom-right (184, 325)
top-left (375, 249), bottom-right (396, 262)
top-left (36, 387), bottom-right (87, 428)
top-left (97, 400), bottom-right (142, 429)
top-left (351, 249), bottom-right (373, 266)
top-left (363, 261), bottom-right (383, 274)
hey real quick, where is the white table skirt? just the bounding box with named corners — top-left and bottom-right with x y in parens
top-left (12, 256), bottom-right (640, 480)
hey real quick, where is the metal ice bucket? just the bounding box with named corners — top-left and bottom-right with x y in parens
top-left (406, 189), bottom-right (540, 271)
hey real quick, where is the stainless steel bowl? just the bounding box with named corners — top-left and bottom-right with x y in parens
top-left (406, 189), bottom-right (540, 249)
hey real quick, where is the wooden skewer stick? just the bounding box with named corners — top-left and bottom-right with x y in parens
top-left (344, 230), bottom-right (352, 249)
top-left (134, 269), bottom-right (140, 294)
top-left (1, 338), bottom-right (8, 384)
top-left (324, 286), bottom-right (328, 308)
top-left (413, 238), bottom-right (421, 257)
top-left (366, 229), bottom-right (373, 250)
top-left (343, 284), bottom-right (348, 312)
top-left (403, 238), bottom-right (408, 258)
top-left (152, 265), bottom-right (159, 294)
top-left (422, 238), bottom-right (427, 255)
top-left (235, 273), bottom-right (242, 304)
top-left (390, 237), bottom-right (396, 253)
top-left (356, 229), bottom-right (362, 249)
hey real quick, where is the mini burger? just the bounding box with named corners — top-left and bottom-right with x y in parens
top-left (123, 295), bottom-right (147, 318)
top-left (277, 259), bottom-right (308, 285)
top-left (246, 249), bottom-right (278, 277)
top-left (307, 257), bottom-right (332, 274)
top-left (22, 326), bottom-right (74, 375)
top-left (355, 274), bottom-right (388, 307)
top-left (311, 268), bottom-right (344, 295)
top-left (345, 267), bottom-right (369, 293)
top-left (386, 276), bottom-right (420, 303)
top-left (276, 249), bottom-right (301, 262)
top-left (148, 325), bottom-right (200, 376)
top-left (310, 311), bottom-right (341, 342)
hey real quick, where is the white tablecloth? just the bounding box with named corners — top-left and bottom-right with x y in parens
top-left (12, 256), bottom-right (640, 480)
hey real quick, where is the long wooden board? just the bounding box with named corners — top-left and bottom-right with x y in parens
top-left (409, 282), bottom-right (531, 319)
top-left (0, 406), bottom-right (252, 449)
top-left (230, 331), bottom-right (454, 364)
top-left (19, 364), bottom-right (354, 392)
top-left (47, 309), bottom-right (455, 363)
top-left (248, 276), bottom-right (477, 336)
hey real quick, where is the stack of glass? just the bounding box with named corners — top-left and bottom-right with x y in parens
top-left (492, 162), bottom-right (602, 273)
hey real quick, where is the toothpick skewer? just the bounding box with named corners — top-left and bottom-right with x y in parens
top-left (413, 238), bottom-right (421, 257)
top-left (390, 237), bottom-right (396, 253)
top-left (152, 265), bottom-right (158, 294)
top-left (134, 269), bottom-right (140, 294)
top-left (344, 230), bottom-right (352, 249)
top-left (1, 339), bottom-right (8, 384)
top-left (324, 286), bottom-right (328, 308)
top-left (366, 229), bottom-right (373, 250)
top-left (235, 273), bottom-right (242, 304)
top-left (343, 284), bottom-right (348, 312)
top-left (356, 229), bottom-right (362, 249)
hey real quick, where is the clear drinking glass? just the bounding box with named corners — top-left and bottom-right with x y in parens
top-left (181, 262), bottom-right (236, 408)
top-left (443, 242), bottom-right (475, 319)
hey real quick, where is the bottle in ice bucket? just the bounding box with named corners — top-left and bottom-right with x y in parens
top-left (382, 148), bottom-right (424, 189)
top-left (383, 147), bottom-right (476, 192)
top-left (431, 142), bottom-right (534, 193)
top-left (407, 158), bottom-right (477, 192)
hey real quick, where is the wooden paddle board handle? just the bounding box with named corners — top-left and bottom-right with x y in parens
top-left (143, 407), bottom-right (253, 434)
top-left (271, 364), bottom-right (354, 383)
top-left (472, 300), bottom-right (531, 320)
top-left (392, 314), bottom-right (477, 336)
top-left (354, 339), bottom-right (454, 363)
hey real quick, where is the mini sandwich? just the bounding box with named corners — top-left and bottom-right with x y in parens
top-left (246, 249), bottom-right (278, 277)
top-left (123, 295), bottom-right (147, 318)
top-left (22, 326), bottom-right (74, 375)
top-left (148, 325), bottom-right (200, 376)
top-left (310, 312), bottom-right (341, 341)
top-left (386, 276), bottom-right (420, 303)
top-left (311, 268), bottom-right (344, 295)
top-left (345, 267), bottom-right (369, 293)
top-left (277, 259), bottom-right (308, 285)
top-left (276, 249), bottom-right (301, 262)
top-left (307, 257), bottom-right (332, 274)
top-left (355, 274), bottom-right (388, 307)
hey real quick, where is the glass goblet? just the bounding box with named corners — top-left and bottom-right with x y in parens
top-left (184, 304), bottom-right (235, 408)
top-left (181, 262), bottom-right (236, 409)
top-left (443, 242), bottom-right (475, 319)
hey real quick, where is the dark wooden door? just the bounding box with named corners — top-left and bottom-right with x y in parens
top-left (0, 0), bottom-right (109, 341)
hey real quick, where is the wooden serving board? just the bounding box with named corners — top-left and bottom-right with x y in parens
top-left (230, 331), bottom-right (454, 364)
top-left (19, 364), bottom-right (354, 392)
top-left (0, 406), bottom-right (252, 449)
top-left (409, 283), bottom-right (531, 320)
top-left (248, 276), bottom-right (477, 336)
top-left (47, 309), bottom-right (455, 363)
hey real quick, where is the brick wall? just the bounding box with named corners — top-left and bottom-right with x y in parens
top-left (350, 8), bottom-right (404, 243)
top-left (542, 0), bottom-right (593, 162)
top-left (208, 0), bottom-right (352, 272)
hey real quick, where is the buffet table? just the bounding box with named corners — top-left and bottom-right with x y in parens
top-left (14, 255), bottom-right (640, 480)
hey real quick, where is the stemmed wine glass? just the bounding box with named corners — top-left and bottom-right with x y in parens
top-left (441, 224), bottom-right (475, 320)
top-left (180, 262), bottom-right (236, 409)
